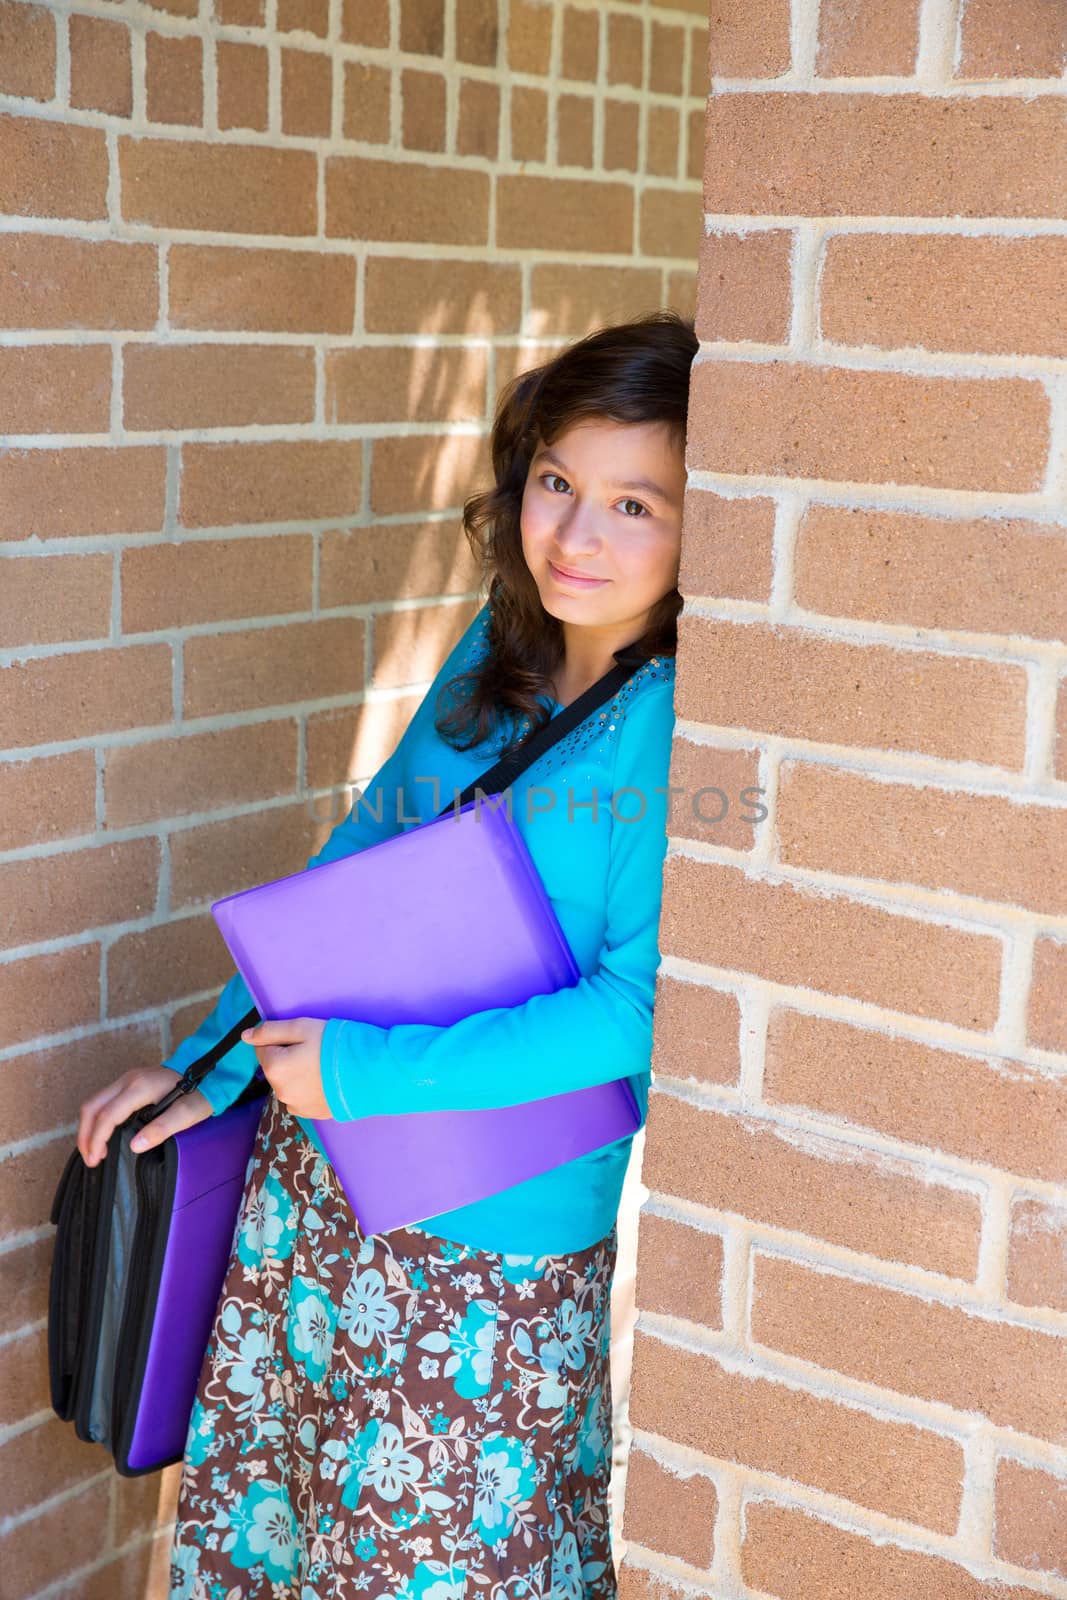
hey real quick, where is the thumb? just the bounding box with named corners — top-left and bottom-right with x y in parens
top-left (241, 1019), bottom-right (305, 1048)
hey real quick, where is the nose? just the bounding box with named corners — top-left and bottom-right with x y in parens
top-left (551, 498), bottom-right (602, 559)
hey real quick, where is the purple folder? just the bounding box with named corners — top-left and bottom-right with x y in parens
top-left (211, 797), bottom-right (640, 1234)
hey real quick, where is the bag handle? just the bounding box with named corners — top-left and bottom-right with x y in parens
top-left (149, 645), bottom-right (648, 1116)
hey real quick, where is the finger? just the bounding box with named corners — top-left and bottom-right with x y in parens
top-left (241, 1018), bottom-right (308, 1048)
top-left (77, 1084), bottom-right (125, 1164)
top-left (129, 1092), bottom-right (211, 1154)
top-left (83, 1079), bottom-right (165, 1167)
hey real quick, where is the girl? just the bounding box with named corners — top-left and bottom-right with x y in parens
top-left (77, 309), bottom-right (696, 1600)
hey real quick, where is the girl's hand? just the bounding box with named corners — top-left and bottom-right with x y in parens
top-left (241, 1017), bottom-right (331, 1119)
top-left (78, 1068), bottom-right (214, 1167)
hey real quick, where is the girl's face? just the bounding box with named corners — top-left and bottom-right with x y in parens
top-left (520, 417), bottom-right (686, 637)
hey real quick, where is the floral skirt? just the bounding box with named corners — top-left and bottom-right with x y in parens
top-left (168, 1091), bottom-right (619, 1600)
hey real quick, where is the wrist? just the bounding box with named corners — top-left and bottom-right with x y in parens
top-left (320, 1017), bottom-right (354, 1120)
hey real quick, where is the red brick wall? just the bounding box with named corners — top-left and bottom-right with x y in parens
top-left (620, 1), bottom-right (1067, 1595)
top-left (0, 2), bottom-right (703, 1592)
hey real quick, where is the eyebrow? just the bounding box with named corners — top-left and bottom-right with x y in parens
top-left (532, 448), bottom-right (678, 507)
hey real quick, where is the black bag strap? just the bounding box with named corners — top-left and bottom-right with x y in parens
top-left (149, 646), bottom-right (647, 1117)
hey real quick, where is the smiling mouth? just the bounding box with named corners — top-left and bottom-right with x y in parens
top-left (548, 560), bottom-right (609, 586)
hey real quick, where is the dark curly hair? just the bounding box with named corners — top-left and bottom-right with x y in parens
top-left (434, 308), bottom-right (697, 758)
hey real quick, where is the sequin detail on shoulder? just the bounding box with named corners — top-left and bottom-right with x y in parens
top-left (457, 604), bottom-right (676, 783)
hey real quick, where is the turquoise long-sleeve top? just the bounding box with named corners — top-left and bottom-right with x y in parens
top-left (160, 600), bottom-right (677, 1257)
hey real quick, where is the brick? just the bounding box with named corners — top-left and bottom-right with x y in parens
top-left (0, 1417), bottom-right (104, 1521)
top-left (179, 440), bottom-right (362, 528)
top-left (678, 489), bottom-right (775, 602)
top-left (0, 836), bottom-right (160, 950)
top-left (510, 85), bottom-right (547, 161)
top-left (402, 66), bottom-right (447, 151)
top-left (696, 229), bottom-right (793, 344)
top-left (0, 751), bottom-right (96, 852)
top-left (106, 910), bottom-right (231, 1016)
top-left (498, 175), bottom-right (632, 254)
top-left (622, 1448), bottom-right (716, 1569)
top-left (559, 92), bottom-right (595, 169)
top-left (119, 136), bottom-right (317, 233)
top-left (0, 345), bottom-right (110, 434)
top-left (0, 113), bottom-right (107, 220)
top-left (183, 615), bottom-right (364, 718)
top-left (651, 975), bottom-right (742, 1088)
top-left (124, 343), bottom-right (315, 430)
top-left (2, 1480), bottom-right (110, 1598)
top-left (370, 600), bottom-right (480, 692)
top-left (607, 11), bottom-right (643, 86)
top-left (616, 1570), bottom-right (688, 1600)
top-left (957, 0), bottom-right (1067, 79)
top-left (752, 1253), bottom-right (1067, 1442)
top-left (145, 32), bottom-right (202, 125)
top-left (341, 59), bottom-right (391, 143)
top-left (703, 95), bottom-right (1067, 219)
top-left (0, 1326), bottom-right (50, 1429)
top-left (278, 0), bottom-right (327, 33)
top-left (667, 266), bottom-right (697, 322)
top-left (662, 852), bottom-right (1002, 1034)
top-left (604, 100), bottom-right (639, 171)
top-left (457, 78), bottom-right (500, 159)
top-left (1029, 937), bottom-right (1067, 1052)
top-left (217, 41), bottom-right (269, 133)
top-left (307, 695), bottom-right (420, 791)
top-left (647, 105), bottom-right (679, 179)
top-left (817, 0), bottom-right (921, 76)
top-left (650, 20), bottom-right (685, 93)
top-left (216, 0), bottom-right (264, 22)
top-left (743, 1500), bottom-right (1043, 1600)
top-left (795, 505), bottom-right (1067, 642)
top-left (0, 643), bottom-right (171, 747)
top-left (766, 1009), bottom-right (1067, 1186)
top-left (341, 0), bottom-right (387, 46)
top-left (400, 0), bottom-right (443, 54)
top-left (562, 5), bottom-right (598, 81)
top-left (995, 1459), bottom-right (1067, 1579)
top-left (370, 431), bottom-right (491, 516)
top-left (0, 945), bottom-right (100, 1050)
top-left (643, 1091), bottom-right (981, 1276)
top-left (169, 244), bottom-right (355, 333)
top-left (319, 519), bottom-right (479, 606)
top-left (113, 1461), bottom-right (181, 1545)
top-left (1, 1019), bottom-right (158, 1146)
top-left (708, 0), bottom-right (790, 76)
top-left (70, 15), bottom-right (130, 119)
top-left (688, 359), bottom-right (1049, 493)
top-left (53, 1538), bottom-right (172, 1600)
top-left (674, 612), bottom-right (1026, 771)
top-left (638, 187), bottom-right (703, 260)
top-left (121, 533), bottom-right (312, 632)
top-left (171, 798), bottom-right (312, 908)
top-left (686, 109), bottom-right (703, 182)
top-left (456, 0), bottom-right (498, 66)
top-left (665, 736), bottom-right (762, 852)
top-left (0, 1134), bottom-right (72, 1234)
top-left (282, 46), bottom-right (332, 138)
top-left (325, 344), bottom-right (487, 424)
top-left (0, 1), bottom-right (55, 100)
top-left (105, 720), bottom-right (298, 827)
top-left (528, 263), bottom-right (662, 337)
top-left (820, 234), bottom-right (1067, 358)
top-left (0, 551), bottom-right (111, 648)
top-left (0, 446), bottom-right (165, 541)
top-left (0, 1238), bottom-right (51, 1339)
top-left (0, 233), bottom-right (156, 330)
top-left (327, 155), bottom-right (489, 244)
top-left (509, 0), bottom-right (552, 74)
top-left (779, 762), bottom-right (1067, 918)
top-left (1007, 1199), bottom-right (1067, 1314)
top-left (634, 1211), bottom-right (723, 1327)
top-left (629, 1329), bottom-right (963, 1532)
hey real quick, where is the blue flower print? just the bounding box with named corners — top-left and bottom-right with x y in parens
top-left (223, 1316), bottom-right (273, 1411)
top-left (550, 1531), bottom-right (585, 1600)
top-left (184, 1395), bottom-right (217, 1468)
top-left (499, 1252), bottom-right (549, 1285)
top-left (221, 1479), bottom-right (299, 1584)
top-left (237, 1171), bottom-right (297, 1266)
top-left (416, 1298), bottom-right (497, 1398)
top-left (471, 1435), bottom-right (536, 1546)
top-left (556, 1299), bottom-right (592, 1372)
top-left (399, 1558), bottom-right (468, 1600)
top-left (339, 1265), bottom-right (399, 1347)
top-left (362, 1419), bottom-right (421, 1502)
top-left (575, 1384), bottom-right (610, 1477)
top-left (170, 1538), bottom-right (201, 1600)
top-left (321, 1417), bottom-right (380, 1510)
top-left (286, 1276), bottom-right (339, 1384)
